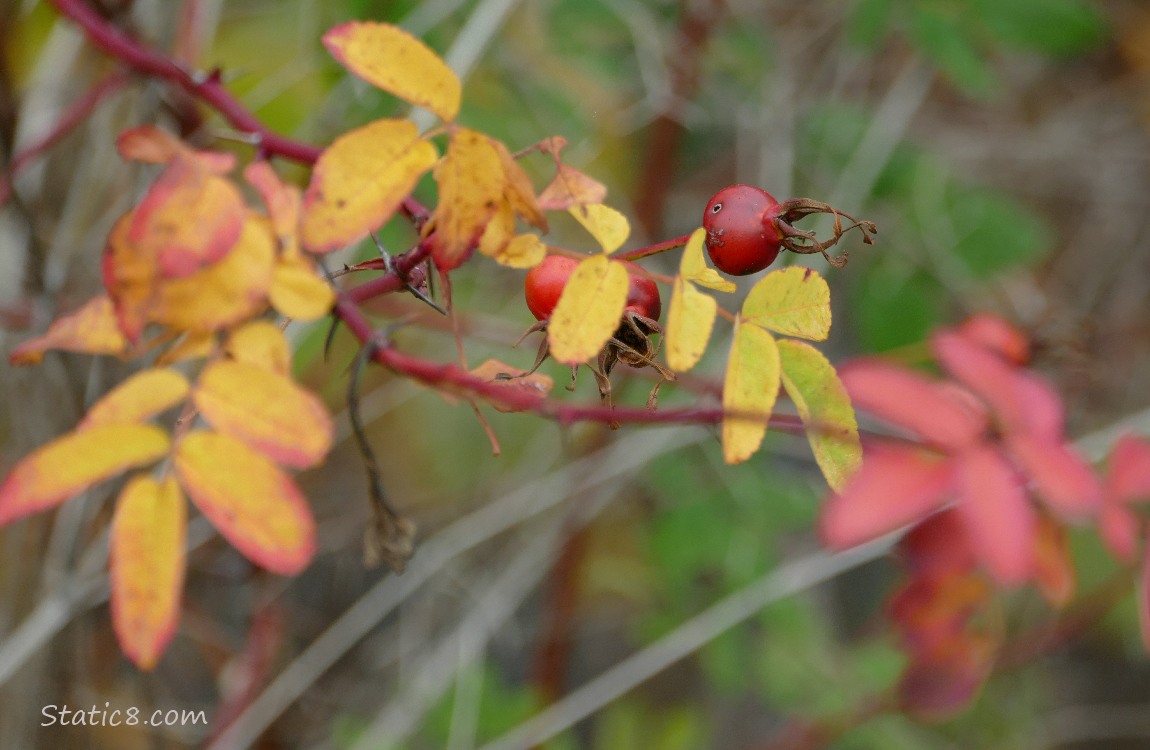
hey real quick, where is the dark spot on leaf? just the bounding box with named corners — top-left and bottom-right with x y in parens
top-left (803, 268), bottom-right (813, 280)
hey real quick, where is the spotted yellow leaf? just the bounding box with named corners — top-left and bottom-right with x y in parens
top-left (323, 22), bottom-right (461, 122)
top-left (741, 266), bottom-right (831, 341)
top-left (778, 339), bottom-right (861, 492)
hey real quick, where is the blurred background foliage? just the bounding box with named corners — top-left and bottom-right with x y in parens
top-left (2, 0), bottom-right (1150, 748)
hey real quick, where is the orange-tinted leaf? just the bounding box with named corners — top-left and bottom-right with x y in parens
top-left (839, 359), bottom-right (988, 451)
top-left (0, 424), bottom-right (169, 525)
top-left (777, 339), bottom-right (861, 492)
top-left (665, 277), bottom-right (716, 372)
top-left (245, 161), bottom-right (302, 256)
top-left (547, 255), bottom-right (629, 365)
top-left (9, 295), bottom-right (128, 365)
top-left (569, 203), bottom-right (629, 254)
top-left (301, 119), bottom-right (437, 252)
top-left (1032, 513), bottom-right (1075, 606)
top-left (323, 21), bottom-right (461, 121)
top-left (270, 255), bottom-right (335, 320)
top-left (537, 164), bottom-right (607, 210)
top-left (492, 139), bottom-right (547, 230)
top-left (468, 359), bottom-right (554, 413)
top-left (152, 216), bottom-right (275, 332)
top-left (193, 361), bottom-right (332, 469)
top-left (821, 444), bottom-right (952, 549)
top-left (104, 210), bottom-right (157, 342)
top-left (129, 151), bottom-right (245, 278)
top-left (174, 431), bottom-right (315, 574)
top-left (431, 129), bottom-right (506, 270)
top-left (679, 227), bottom-right (735, 293)
top-left (741, 266), bottom-right (831, 341)
top-left (116, 126), bottom-right (235, 173)
top-left (721, 318), bottom-right (780, 464)
top-left (954, 445), bottom-right (1035, 585)
top-left (80, 368), bottom-right (189, 430)
top-left (110, 474), bottom-right (186, 670)
top-left (224, 322), bottom-right (290, 376)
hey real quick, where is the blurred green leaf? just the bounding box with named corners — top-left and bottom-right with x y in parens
top-left (909, 4), bottom-right (996, 97)
top-left (973, 0), bottom-right (1108, 56)
top-left (852, 262), bottom-right (943, 353)
top-left (948, 186), bottom-right (1051, 278)
top-left (848, 0), bottom-right (894, 50)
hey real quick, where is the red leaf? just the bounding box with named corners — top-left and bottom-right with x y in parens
top-left (839, 358), bottom-right (986, 450)
top-left (898, 631), bottom-right (995, 721)
top-left (953, 446), bottom-right (1035, 585)
top-left (899, 510), bottom-right (977, 577)
top-left (1006, 434), bottom-right (1102, 518)
top-left (954, 313), bottom-right (1030, 365)
top-left (1140, 547), bottom-right (1150, 655)
top-left (931, 330), bottom-right (1064, 441)
top-left (1100, 502), bottom-right (1140, 562)
top-left (1107, 433), bottom-right (1150, 505)
top-left (821, 444), bottom-right (952, 549)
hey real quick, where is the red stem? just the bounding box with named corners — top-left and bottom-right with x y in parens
top-left (0, 70), bottom-right (130, 207)
top-left (614, 232), bottom-right (692, 263)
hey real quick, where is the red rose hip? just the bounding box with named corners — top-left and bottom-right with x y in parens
top-left (702, 184), bottom-right (784, 276)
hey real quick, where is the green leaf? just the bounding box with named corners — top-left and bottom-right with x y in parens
top-left (853, 263), bottom-right (942, 353)
top-left (974, 0), bottom-right (1107, 56)
top-left (777, 339), bottom-right (861, 492)
top-left (949, 186), bottom-right (1051, 278)
top-left (741, 266), bottom-right (831, 341)
top-left (909, 4), bottom-right (996, 97)
top-left (848, 0), bottom-right (893, 49)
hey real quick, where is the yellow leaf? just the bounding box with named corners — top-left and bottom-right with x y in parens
top-left (679, 227), bottom-right (736, 293)
top-left (778, 339), bottom-right (862, 492)
top-left (174, 431), bottom-right (316, 575)
top-left (156, 332), bottom-right (215, 365)
top-left (129, 151), bottom-right (246, 278)
top-left (0, 425), bottom-right (170, 525)
top-left (431, 128), bottom-right (506, 270)
top-left (193, 361), bottom-right (332, 469)
top-left (741, 266), bottom-right (831, 341)
top-left (323, 21), bottom-right (461, 122)
top-left (722, 318), bottom-right (781, 464)
top-left (80, 368), bottom-right (189, 430)
top-left (224, 322), bottom-right (290, 376)
top-left (270, 255), bottom-right (336, 320)
top-left (496, 234), bottom-right (547, 269)
top-left (547, 255), bottom-right (629, 365)
top-left (538, 164), bottom-right (607, 210)
top-left (153, 215), bottom-right (275, 332)
top-left (569, 203), bottom-right (629, 254)
top-left (8, 295), bottom-right (128, 365)
top-left (665, 277), bottom-right (717, 372)
top-left (301, 119), bottom-right (438, 252)
top-left (110, 475), bottom-right (185, 670)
